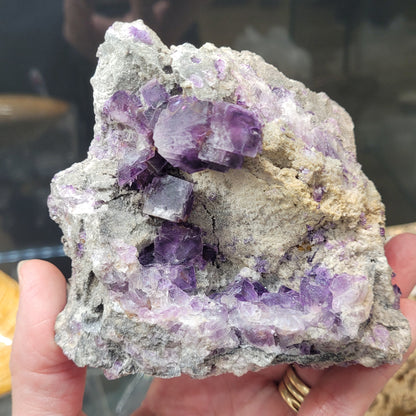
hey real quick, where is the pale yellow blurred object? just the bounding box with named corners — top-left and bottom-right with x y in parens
top-left (386, 221), bottom-right (416, 239)
top-left (0, 270), bottom-right (19, 396)
top-left (0, 94), bottom-right (69, 145)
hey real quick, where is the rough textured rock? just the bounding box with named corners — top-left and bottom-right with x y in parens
top-left (49, 20), bottom-right (410, 379)
top-left (365, 226), bottom-right (416, 416)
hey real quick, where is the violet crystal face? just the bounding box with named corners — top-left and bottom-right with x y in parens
top-left (142, 175), bottom-right (194, 222)
top-left (49, 20), bottom-right (410, 379)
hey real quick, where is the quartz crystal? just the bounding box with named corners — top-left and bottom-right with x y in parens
top-left (48, 20), bottom-right (411, 379)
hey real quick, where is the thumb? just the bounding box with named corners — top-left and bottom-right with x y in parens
top-left (10, 260), bottom-right (86, 416)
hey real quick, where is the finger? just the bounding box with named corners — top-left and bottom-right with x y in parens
top-left (297, 297), bottom-right (416, 416)
top-left (135, 369), bottom-right (294, 416)
top-left (10, 260), bottom-right (86, 416)
top-left (385, 233), bottom-right (416, 297)
top-left (255, 363), bottom-right (288, 382)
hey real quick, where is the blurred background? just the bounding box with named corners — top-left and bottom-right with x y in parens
top-left (0, 0), bottom-right (415, 414)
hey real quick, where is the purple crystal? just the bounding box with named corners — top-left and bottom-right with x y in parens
top-left (372, 325), bottom-right (390, 349)
top-left (138, 243), bottom-right (155, 266)
top-left (329, 274), bottom-right (352, 294)
top-left (190, 74), bottom-right (204, 88)
top-left (140, 79), bottom-right (169, 108)
top-left (242, 328), bottom-right (275, 347)
top-left (102, 91), bottom-right (143, 128)
top-left (310, 129), bottom-right (340, 160)
top-left (300, 277), bottom-right (332, 308)
top-left (254, 257), bottom-right (268, 273)
top-left (202, 244), bottom-right (218, 264)
top-left (233, 279), bottom-right (259, 302)
top-left (146, 152), bottom-right (169, 175)
top-left (198, 146), bottom-right (243, 170)
top-left (153, 96), bottom-right (263, 173)
top-left (253, 281), bottom-right (268, 296)
top-left (109, 281), bottom-right (129, 294)
top-left (142, 107), bottom-right (163, 130)
top-left (154, 222), bottom-right (203, 265)
top-left (272, 86), bottom-right (292, 99)
top-left (392, 284), bottom-right (401, 310)
top-left (198, 102), bottom-right (262, 168)
top-left (97, 90), bottom-right (156, 185)
top-left (170, 265), bottom-right (197, 292)
top-left (360, 212), bottom-right (367, 227)
top-left (153, 96), bottom-right (211, 173)
top-left (261, 286), bottom-right (303, 311)
top-left (306, 227), bottom-right (327, 245)
top-left (129, 26), bottom-right (153, 45)
top-left (312, 186), bottom-right (325, 202)
top-left (117, 159), bottom-right (147, 187)
top-left (142, 175), bottom-right (194, 222)
top-left (214, 59), bottom-right (226, 80)
top-left (307, 264), bottom-right (331, 284)
top-left (299, 342), bottom-right (312, 355)
top-left (131, 168), bottom-right (154, 190)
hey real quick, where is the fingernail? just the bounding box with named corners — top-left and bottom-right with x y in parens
top-left (17, 260), bottom-right (28, 284)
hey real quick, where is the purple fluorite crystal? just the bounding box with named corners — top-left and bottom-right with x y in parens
top-left (50, 20), bottom-right (410, 381)
top-left (142, 175), bottom-right (194, 222)
top-left (118, 160), bottom-right (148, 187)
top-left (232, 279), bottom-right (260, 302)
top-left (91, 90), bottom-right (156, 186)
top-left (153, 96), bottom-right (262, 173)
top-left (129, 26), bottom-right (153, 45)
top-left (169, 266), bottom-right (196, 292)
top-left (262, 287), bottom-right (303, 311)
top-left (153, 96), bottom-right (211, 173)
top-left (140, 79), bottom-right (169, 108)
top-left (154, 222), bottom-right (203, 265)
top-left (198, 102), bottom-right (262, 169)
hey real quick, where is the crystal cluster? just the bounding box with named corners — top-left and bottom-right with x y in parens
top-left (49, 20), bottom-right (410, 379)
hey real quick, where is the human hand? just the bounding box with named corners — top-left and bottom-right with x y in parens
top-left (10, 233), bottom-right (416, 415)
top-left (10, 260), bottom-right (87, 416)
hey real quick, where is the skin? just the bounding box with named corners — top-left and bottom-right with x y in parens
top-left (11, 233), bottom-right (416, 416)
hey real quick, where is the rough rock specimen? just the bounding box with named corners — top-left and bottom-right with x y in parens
top-left (49, 20), bottom-right (410, 379)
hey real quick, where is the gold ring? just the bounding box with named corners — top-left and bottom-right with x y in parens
top-left (278, 366), bottom-right (311, 413)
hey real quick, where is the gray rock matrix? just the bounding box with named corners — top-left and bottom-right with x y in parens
top-left (49, 20), bottom-right (410, 379)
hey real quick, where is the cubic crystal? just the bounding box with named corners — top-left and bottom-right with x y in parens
top-left (142, 175), bottom-right (194, 222)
